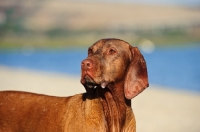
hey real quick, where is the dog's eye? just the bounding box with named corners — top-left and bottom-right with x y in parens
top-left (108, 48), bottom-right (116, 54)
top-left (88, 49), bottom-right (93, 56)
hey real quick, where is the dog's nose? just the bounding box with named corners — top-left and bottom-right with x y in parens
top-left (81, 59), bottom-right (93, 70)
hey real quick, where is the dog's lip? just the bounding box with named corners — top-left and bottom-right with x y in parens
top-left (83, 75), bottom-right (97, 86)
top-left (84, 75), bottom-right (95, 82)
top-left (83, 75), bottom-right (108, 89)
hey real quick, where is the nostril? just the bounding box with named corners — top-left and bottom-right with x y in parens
top-left (86, 62), bottom-right (90, 67)
top-left (81, 62), bottom-right (85, 66)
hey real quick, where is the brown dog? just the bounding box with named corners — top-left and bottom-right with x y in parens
top-left (0, 38), bottom-right (148, 132)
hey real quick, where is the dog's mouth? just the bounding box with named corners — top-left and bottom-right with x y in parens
top-left (83, 75), bottom-right (108, 89)
top-left (84, 75), bottom-right (96, 89)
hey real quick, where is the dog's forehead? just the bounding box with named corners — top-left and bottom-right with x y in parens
top-left (90, 39), bottom-right (130, 51)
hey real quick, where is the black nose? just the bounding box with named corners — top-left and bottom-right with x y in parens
top-left (81, 59), bottom-right (93, 70)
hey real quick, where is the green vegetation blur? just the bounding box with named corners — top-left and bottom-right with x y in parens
top-left (0, 0), bottom-right (200, 49)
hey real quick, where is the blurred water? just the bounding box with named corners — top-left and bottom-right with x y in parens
top-left (0, 49), bottom-right (87, 76)
top-left (144, 46), bottom-right (200, 92)
top-left (0, 46), bottom-right (200, 92)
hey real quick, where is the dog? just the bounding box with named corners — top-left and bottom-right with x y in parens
top-left (0, 38), bottom-right (148, 132)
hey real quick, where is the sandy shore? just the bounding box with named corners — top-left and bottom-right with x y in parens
top-left (0, 66), bottom-right (200, 132)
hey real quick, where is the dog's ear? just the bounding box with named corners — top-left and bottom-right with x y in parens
top-left (124, 47), bottom-right (149, 99)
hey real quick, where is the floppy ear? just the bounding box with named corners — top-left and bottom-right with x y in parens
top-left (124, 47), bottom-right (149, 99)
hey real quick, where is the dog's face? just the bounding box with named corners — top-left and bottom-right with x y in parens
top-left (81, 38), bottom-right (148, 99)
top-left (81, 39), bottom-right (131, 89)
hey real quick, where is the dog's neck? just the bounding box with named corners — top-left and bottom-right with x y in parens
top-left (84, 81), bottom-right (131, 132)
top-left (97, 81), bottom-right (130, 132)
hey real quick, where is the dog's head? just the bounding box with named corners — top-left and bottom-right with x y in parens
top-left (81, 38), bottom-right (148, 99)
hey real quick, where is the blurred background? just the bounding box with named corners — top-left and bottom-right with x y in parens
top-left (0, 0), bottom-right (200, 132)
top-left (0, 0), bottom-right (200, 91)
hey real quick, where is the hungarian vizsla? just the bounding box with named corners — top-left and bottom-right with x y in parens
top-left (0, 38), bottom-right (148, 132)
